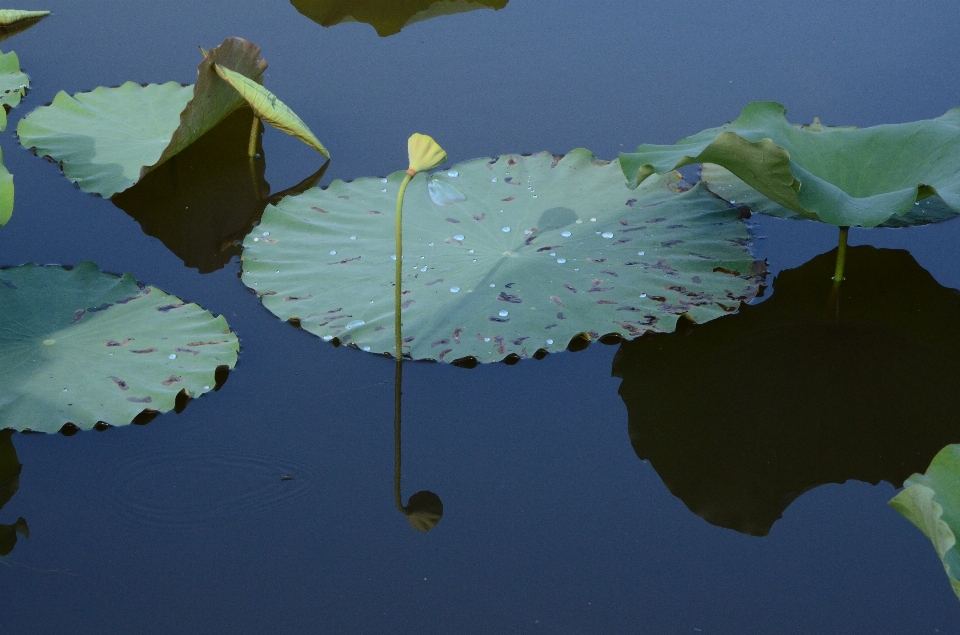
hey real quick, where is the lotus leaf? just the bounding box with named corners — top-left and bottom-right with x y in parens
top-left (614, 246), bottom-right (960, 536)
top-left (291, 0), bottom-right (507, 36)
top-left (0, 10), bottom-right (47, 44)
top-left (0, 9), bottom-right (48, 26)
top-left (241, 149), bottom-right (764, 363)
top-left (213, 64), bottom-right (328, 158)
top-left (890, 445), bottom-right (960, 602)
top-left (17, 37), bottom-right (267, 197)
top-left (0, 147), bottom-right (12, 226)
top-left (0, 261), bottom-right (239, 433)
top-left (0, 49), bottom-right (28, 131)
top-left (620, 101), bottom-right (960, 228)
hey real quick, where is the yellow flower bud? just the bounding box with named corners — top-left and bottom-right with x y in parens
top-left (406, 133), bottom-right (447, 176)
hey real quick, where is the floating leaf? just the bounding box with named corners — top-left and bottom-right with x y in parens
top-left (213, 64), bottom-right (328, 158)
top-left (0, 262), bottom-right (239, 433)
top-left (620, 101), bottom-right (960, 228)
top-left (291, 0), bottom-right (507, 37)
top-left (0, 50), bottom-right (28, 131)
top-left (241, 149), bottom-right (764, 363)
top-left (614, 246), bottom-right (960, 536)
top-left (0, 10), bottom-right (47, 44)
top-left (17, 37), bottom-right (267, 197)
top-left (0, 9), bottom-right (49, 26)
top-left (0, 147), bottom-right (13, 226)
top-left (890, 445), bottom-right (960, 602)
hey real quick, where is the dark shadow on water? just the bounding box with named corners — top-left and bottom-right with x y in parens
top-left (0, 430), bottom-right (28, 556)
top-left (291, 0), bottom-right (508, 37)
top-left (613, 246), bottom-right (960, 536)
top-left (112, 107), bottom-right (327, 274)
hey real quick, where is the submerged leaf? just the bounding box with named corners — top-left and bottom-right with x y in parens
top-left (0, 50), bottom-right (29, 131)
top-left (0, 262), bottom-right (239, 433)
top-left (620, 101), bottom-right (960, 228)
top-left (291, 0), bottom-right (507, 37)
top-left (241, 149), bottom-right (763, 363)
top-left (614, 246), bottom-right (960, 536)
top-left (17, 37), bottom-right (267, 197)
top-left (213, 64), bottom-right (329, 158)
top-left (891, 445), bottom-right (960, 602)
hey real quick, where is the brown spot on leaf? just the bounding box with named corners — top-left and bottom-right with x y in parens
top-left (536, 245), bottom-right (559, 252)
top-left (498, 292), bottom-right (522, 303)
top-left (105, 338), bottom-right (133, 347)
top-left (432, 339), bottom-right (450, 348)
top-left (425, 279), bottom-right (444, 286)
top-left (72, 309), bottom-right (85, 324)
top-left (366, 210), bottom-right (382, 215)
top-left (174, 347), bottom-right (200, 356)
top-left (557, 312), bottom-right (566, 320)
top-left (312, 206), bottom-right (328, 213)
top-left (109, 376), bottom-right (129, 390)
top-left (453, 327), bottom-right (464, 344)
top-left (284, 294), bottom-right (313, 301)
top-left (489, 316), bottom-right (509, 323)
top-left (329, 256), bottom-right (361, 265)
top-left (162, 376), bottom-right (183, 386)
top-left (472, 213), bottom-right (486, 221)
top-left (130, 348), bottom-right (158, 354)
top-left (157, 304), bottom-right (185, 312)
top-left (401, 300), bottom-right (414, 309)
top-left (550, 296), bottom-right (564, 307)
top-left (126, 396), bottom-right (152, 403)
top-left (438, 349), bottom-right (453, 361)
top-left (596, 299), bottom-right (617, 305)
top-left (625, 199), bottom-right (637, 207)
top-left (563, 284), bottom-right (577, 293)
top-left (446, 217), bottom-right (460, 224)
top-left (187, 340), bottom-right (229, 346)
top-left (501, 196), bottom-right (515, 202)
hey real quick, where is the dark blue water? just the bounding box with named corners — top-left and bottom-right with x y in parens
top-left (3, 1), bottom-right (960, 632)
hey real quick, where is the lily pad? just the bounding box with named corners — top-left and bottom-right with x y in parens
top-left (0, 261), bottom-right (239, 433)
top-left (291, 0), bottom-right (508, 36)
top-left (0, 146), bottom-right (13, 226)
top-left (614, 246), bottom-right (960, 536)
top-left (241, 149), bottom-right (764, 363)
top-left (620, 101), bottom-right (960, 228)
top-left (17, 37), bottom-right (267, 197)
top-left (0, 49), bottom-right (28, 131)
top-left (112, 107), bottom-right (327, 273)
top-left (890, 445), bottom-right (960, 602)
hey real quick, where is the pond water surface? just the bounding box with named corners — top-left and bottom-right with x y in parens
top-left (3, 1), bottom-right (960, 633)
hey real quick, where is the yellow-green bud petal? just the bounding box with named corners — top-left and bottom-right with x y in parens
top-left (407, 133), bottom-right (447, 175)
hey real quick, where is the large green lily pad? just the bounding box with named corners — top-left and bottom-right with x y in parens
top-left (0, 146), bottom-right (13, 226)
top-left (620, 101), bottom-right (960, 228)
top-left (615, 246), bottom-right (960, 536)
top-left (291, 0), bottom-right (508, 36)
top-left (890, 445), bottom-right (960, 602)
top-left (17, 37), bottom-right (267, 197)
top-left (241, 149), bottom-right (764, 363)
top-left (0, 261), bottom-right (239, 433)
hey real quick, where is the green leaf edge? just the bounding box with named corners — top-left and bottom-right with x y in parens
top-left (213, 63), bottom-right (329, 159)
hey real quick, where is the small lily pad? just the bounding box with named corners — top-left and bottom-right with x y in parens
top-left (241, 149), bottom-right (764, 363)
top-left (0, 262), bottom-right (239, 433)
top-left (291, 0), bottom-right (508, 37)
top-left (621, 101), bottom-right (960, 228)
top-left (17, 37), bottom-right (267, 197)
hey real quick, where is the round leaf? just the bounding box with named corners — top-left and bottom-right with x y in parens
top-left (0, 262), bottom-right (239, 433)
top-left (0, 50), bottom-right (29, 132)
top-left (241, 149), bottom-right (764, 363)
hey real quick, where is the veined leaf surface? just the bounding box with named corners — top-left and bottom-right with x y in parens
top-left (241, 149), bottom-right (764, 363)
top-left (0, 262), bottom-right (239, 433)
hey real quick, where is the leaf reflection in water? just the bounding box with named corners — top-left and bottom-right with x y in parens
top-left (613, 246), bottom-right (960, 536)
